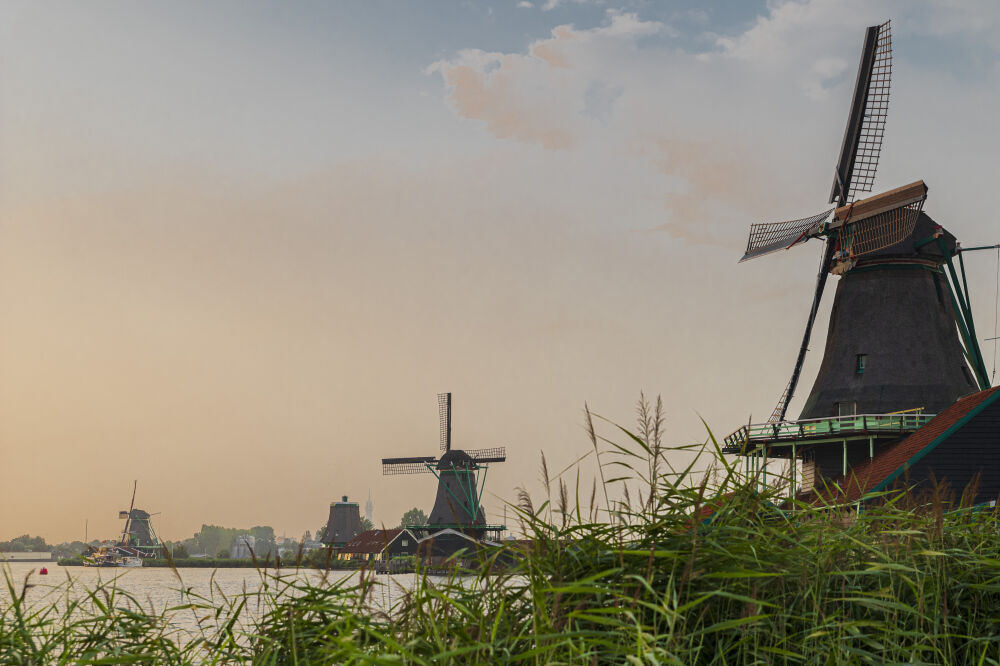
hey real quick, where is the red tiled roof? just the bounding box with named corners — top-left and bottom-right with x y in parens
top-left (829, 386), bottom-right (1000, 502)
top-left (338, 529), bottom-right (411, 554)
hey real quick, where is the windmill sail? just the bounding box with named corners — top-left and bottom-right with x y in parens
top-left (382, 456), bottom-right (437, 475)
top-left (466, 447), bottom-right (507, 463)
top-left (842, 200), bottom-right (924, 258)
top-left (740, 209), bottom-right (832, 262)
top-left (830, 20), bottom-right (891, 206)
top-left (438, 392), bottom-right (451, 452)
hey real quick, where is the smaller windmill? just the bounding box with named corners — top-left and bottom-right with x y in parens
top-left (116, 481), bottom-right (162, 558)
top-left (382, 393), bottom-right (506, 540)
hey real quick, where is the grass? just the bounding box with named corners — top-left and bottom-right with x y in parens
top-left (4, 399), bottom-right (1000, 664)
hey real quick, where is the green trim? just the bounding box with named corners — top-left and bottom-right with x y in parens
top-left (476, 465), bottom-right (488, 511)
top-left (870, 389), bottom-right (1000, 493)
top-left (747, 433), bottom-right (908, 449)
top-left (938, 239), bottom-right (991, 389)
top-left (426, 464), bottom-right (478, 520)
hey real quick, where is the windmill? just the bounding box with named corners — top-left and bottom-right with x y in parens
top-left (726, 20), bottom-right (994, 489)
top-left (381, 393), bottom-right (506, 540)
top-left (116, 481), bottom-right (162, 558)
top-left (740, 20), bottom-right (989, 423)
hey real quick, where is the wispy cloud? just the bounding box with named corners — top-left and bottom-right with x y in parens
top-left (428, 12), bottom-right (664, 150)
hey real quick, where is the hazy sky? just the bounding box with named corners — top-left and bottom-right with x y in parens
top-left (1, 0), bottom-right (998, 544)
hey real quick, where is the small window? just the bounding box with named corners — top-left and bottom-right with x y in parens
top-left (401, 540), bottom-right (408, 547)
top-left (855, 354), bottom-right (867, 374)
top-left (836, 401), bottom-right (857, 417)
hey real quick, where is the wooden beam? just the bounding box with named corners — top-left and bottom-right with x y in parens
top-left (830, 180), bottom-right (927, 227)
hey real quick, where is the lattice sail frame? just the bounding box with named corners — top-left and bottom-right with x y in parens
top-left (846, 21), bottom-right (891, 203)
top-left (466, 447), bottom-right (507, 463)
top-left (837, 197), bottom-right (925, 258)
top-left (740, 209), bottom-right (833, 262)
top-left (382, 460), bottom-right (436, 475)
top-left (438, 392), bottom-right (451, 451)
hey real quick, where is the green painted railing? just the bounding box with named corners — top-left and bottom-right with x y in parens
top-left (723, 412), bottom-right (935, 453)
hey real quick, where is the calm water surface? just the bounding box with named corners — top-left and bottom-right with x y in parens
top-left (2, 561), bottom-right (419, 638)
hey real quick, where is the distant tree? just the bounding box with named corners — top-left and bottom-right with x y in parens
top-left (316, 525), bottom-right (327, 542)
top-left (0, 535), bottom-right (49, 552)
top-left (399, 508), bottom-right (428, 528)
top-left (217, 548), bottom-right (230, 559)
top-left (50, 541), bottom-right (88, 559)
top-left (249, 526), bottom-right (276, 556)
top-left (360, 518), bottom-right (374, 532)
top-left (171, 544), bottom-right (190, 558)
top-left (195, 525), bottom-right (239, 557)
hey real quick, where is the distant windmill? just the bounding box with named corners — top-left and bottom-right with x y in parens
top-left (117, 481), bottom-right (162, 558)
top-left (381, 393), bottom-right (506, 539)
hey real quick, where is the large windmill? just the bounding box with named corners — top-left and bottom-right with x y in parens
top-left (724, 20), bottom-right (995, 490)
top-left (381, 393), bottom-right (506, 540)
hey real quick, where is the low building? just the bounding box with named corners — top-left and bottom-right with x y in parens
top-left (416, 528), bottom-right (501, 568)
top-left (815, 386), bottom-right (1000, 505)
top-left (336, 528), bottom-right (417, 562)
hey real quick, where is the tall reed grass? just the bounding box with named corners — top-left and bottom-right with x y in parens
top-left (3, 400), bottom-right (1000, 664)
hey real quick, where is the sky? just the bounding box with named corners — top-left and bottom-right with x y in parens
top-left (0, 0), bottom-right (998, 544)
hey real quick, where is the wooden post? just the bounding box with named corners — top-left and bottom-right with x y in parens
top-left (791, 442), bottom-right (797, 498)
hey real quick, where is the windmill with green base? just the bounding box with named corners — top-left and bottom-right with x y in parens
top-left (381, 393), bottom-right (506, 541)
top-left (725, 20), bottom-right (998, 496)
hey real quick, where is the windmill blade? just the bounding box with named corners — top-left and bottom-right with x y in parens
top-left (740, 209), bottom-right (833, 263)
top-left (466, 447), bottom-right (507, 463)
top-left (830, 180), bottom-right (926, 227)
top-left (438, 392), bottom-right (451, 452)
top-left (827, 181), bottom-right (927, 258)
top-left (830, 21), bottom-right (891, 206)
top-left (770, 240), bottom-right (836, 422)
top-left (838, 197), bottom-right (926, 259)
top-left (382, 456), bottom-right (437, 475)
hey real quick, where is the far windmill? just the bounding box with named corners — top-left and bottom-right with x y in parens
top-left (381, 393), bottom-right (506, 541)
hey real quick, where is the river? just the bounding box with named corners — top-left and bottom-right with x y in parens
top-left (1, 561), bottom-right (420, 640)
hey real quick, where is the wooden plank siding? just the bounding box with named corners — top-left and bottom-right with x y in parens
top-left (894, 396), bottom-right (1000, 505)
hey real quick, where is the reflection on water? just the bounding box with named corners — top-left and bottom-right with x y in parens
top-left (1, 561), bottom-right (420, 639)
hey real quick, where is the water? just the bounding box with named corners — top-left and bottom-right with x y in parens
top-left (1, 561), bottom-right (418, 640)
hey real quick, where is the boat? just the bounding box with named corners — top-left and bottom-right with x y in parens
top-left (83, 545), bottom-right (144, 568)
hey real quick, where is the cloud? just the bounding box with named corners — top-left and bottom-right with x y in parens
top-left (649, 139), bottom-right (767, 248)
top-left (429, 0), bottom-right (1000, 253)
top-left (428, 12), bottom-right (664, 150)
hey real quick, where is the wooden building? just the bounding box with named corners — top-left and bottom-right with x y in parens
top-left (335, 528), bottom-right (417, 563)
top-left (818, 386), bottom-right (1000, 505)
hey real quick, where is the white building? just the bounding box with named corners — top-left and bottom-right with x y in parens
top-left (230, 535), bottom-right (256, 559)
